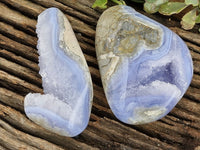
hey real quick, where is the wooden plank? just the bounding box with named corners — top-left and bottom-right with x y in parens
top-left (0, 57), bottom-right (42, 86)
top-left (0, 21), bottom-right (37, 47)
top-left (0, 87), bottom-right (24, 112)
top-left (0, 0), bottom-right (199, 149)
top-left (0, 70), bottom-right (42, 95)
top-left (171, 27), bottom-right (200, 46)
top-left (0, 120), bottom-right (63, 150)
top-left (0, 49), bottom-right (39, 72)
top-left (0, 104), bottom-right (98, 150)
top-left (0, 34), bottom-right (38, 62)
top-left (0, 2), bottom-right (36, 35)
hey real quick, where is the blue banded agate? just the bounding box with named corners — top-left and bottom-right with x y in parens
top-left (24, 8), bottom-right (93, 137)
top-left (95, 5), bottom-right (193, 124)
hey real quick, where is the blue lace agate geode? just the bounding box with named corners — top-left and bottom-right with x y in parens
top-left (95, 5), bottom-right (193, 124)
top-left (24, 8), bottom-right (93, 137)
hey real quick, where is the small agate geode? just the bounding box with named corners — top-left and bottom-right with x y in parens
top-left (95, 5), bottom-right (193, 124)
top-left (24, 8), bottom-right (93, 137)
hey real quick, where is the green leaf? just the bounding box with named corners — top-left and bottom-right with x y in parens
top-left (185, 0), bottom-right (199, 7)
top-left (159, 2), bottom-right (187, 15)
top-left (144, 2), bottom-right (157, 13)
top-left (144, 0), bottom-right (168, 14)
top-left (92, 0), bottom-right (126, 9)
top-left (111, 0), bottom-right (126, 5)
top-left (196, 14), bottom-right (200, 23)
top-left (92, 0), bottom-right (108, 9)
top-left (181, 8), bottom-right (197, 30)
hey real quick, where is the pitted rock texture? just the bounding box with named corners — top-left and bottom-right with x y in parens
top-left (95, 5), bottom-right (193, 124)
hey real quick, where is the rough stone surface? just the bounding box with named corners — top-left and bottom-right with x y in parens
top-left (95, 5), bottom-right (193, 124)
top-left (24, 7), bottom-right (93, 137)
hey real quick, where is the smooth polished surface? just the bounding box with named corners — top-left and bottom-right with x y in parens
top-left (24, 8), bottom-right (93, 137)
top-left (96, 5), bottom-right (193, 124)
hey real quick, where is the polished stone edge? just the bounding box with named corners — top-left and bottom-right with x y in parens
top-left (24, 7), bottom-right (93, 137)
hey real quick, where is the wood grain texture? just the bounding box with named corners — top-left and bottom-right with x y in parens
top-left (0, 0), bottom-right (199, 149)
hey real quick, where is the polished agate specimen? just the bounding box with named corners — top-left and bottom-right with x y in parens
top-left (95, 5), bottom-right (193, 124)
top-left (24, 8), bottom-right (93, 137)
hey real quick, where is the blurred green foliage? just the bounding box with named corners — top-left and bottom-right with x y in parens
top-left (92, 0), bottom-right (200, 31)
top-left (92, 0), bottom-right (125, 9)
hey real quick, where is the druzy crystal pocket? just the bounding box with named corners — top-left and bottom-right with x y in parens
top-left (24, 8), bottom-right (93, 137)
top-left (95, 5), bottom-right (193, 124)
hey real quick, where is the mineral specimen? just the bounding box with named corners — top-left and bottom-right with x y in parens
top-left (95, 5), bottom-right (193, 124)
top-left (24, 8), bottom-right (93, 137)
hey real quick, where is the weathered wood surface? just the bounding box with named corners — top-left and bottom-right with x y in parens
top-left (0, 0), bottom-right (199, 149)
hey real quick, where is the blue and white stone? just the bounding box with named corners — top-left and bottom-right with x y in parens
top-left (95, 5), bottom-right (193, 124)
top-left (24, 8), bottom-right (93, 137)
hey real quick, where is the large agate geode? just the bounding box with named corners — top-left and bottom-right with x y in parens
top-left (96, 5), bottom-right (193, 124)
top-left (24, 8), bottom-right (93, 137)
